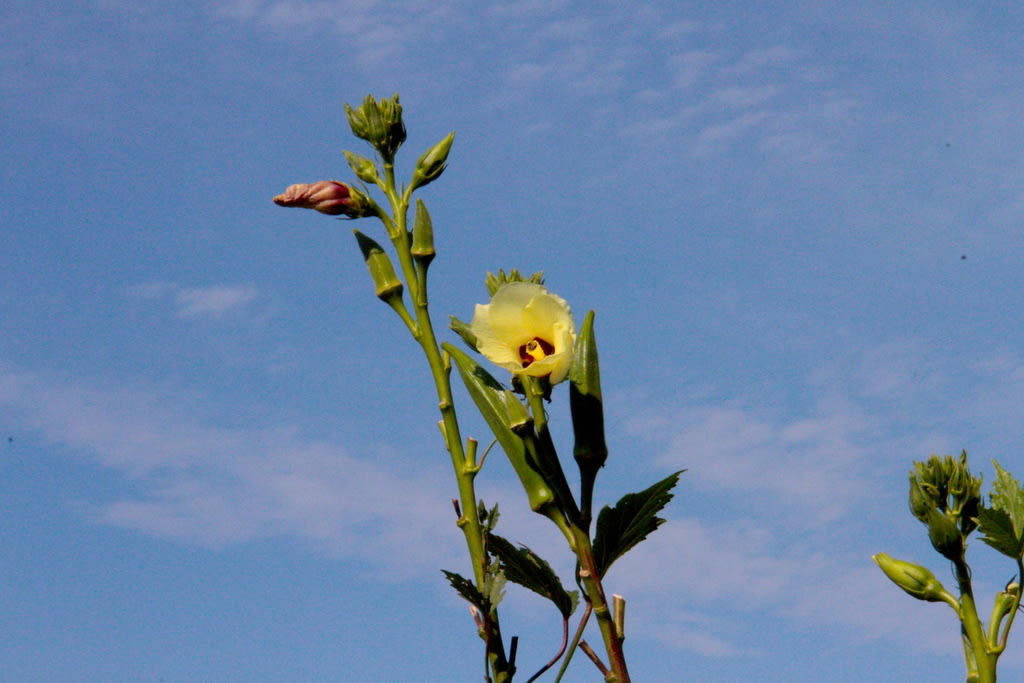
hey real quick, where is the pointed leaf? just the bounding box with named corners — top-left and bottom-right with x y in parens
top-left (977, 507), bottom-right (1024, 559)
top-left (488, 534), bottom-right (578, 619)
top-left (593, 471), bottom-right (683, 576)
top-left (442, 570), bottom-right (489, 612)
top-left (990, 460), bottom-right (1024, 537)
top-left (483, 560), bottom-right (507, 610)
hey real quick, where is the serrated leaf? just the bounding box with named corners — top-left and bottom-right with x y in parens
top-left (488, 534), bottom-right (578, 619)
top-left (483, 560), bottom-right (507, 610)
top-left (442, 569), bottom-right (489, 612)
top-left (593, 471), bottom-right (683, 576)
top-left (479, 501), bottom-right (501, 535)
top-left (977, 507), bottom-right (1024, 559)
top-left (990, 460), bottom-right (1024, 538)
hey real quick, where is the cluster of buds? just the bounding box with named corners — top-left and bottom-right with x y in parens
top-left (345, 93), bottom-right (406, 161)
top-left (908, 452), bottom-right (982, 561)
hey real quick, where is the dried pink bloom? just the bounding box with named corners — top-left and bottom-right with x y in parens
top-left (273, 181), bottom-right (357, 216)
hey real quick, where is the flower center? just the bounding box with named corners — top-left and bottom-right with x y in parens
top-left (518, 337), bottom-right (555, 368)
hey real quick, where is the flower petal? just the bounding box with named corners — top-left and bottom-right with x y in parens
top-left (468, 281), bottom-right (575, 383)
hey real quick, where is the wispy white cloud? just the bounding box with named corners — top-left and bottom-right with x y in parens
top-left (0, 361), bottom-right (459, 579)
top-left (209, 0), bottom-right (466, 69)
top-left (609, 338), bottom-right (1024, 660)
top-left (629, 395), bottom-right (878, 524)
top-left (127, 281), bottom-right (259, 319)
top-left (175, 285), bottom-right (259, 318)
top-left (621, 516), bottom-right (958, 654)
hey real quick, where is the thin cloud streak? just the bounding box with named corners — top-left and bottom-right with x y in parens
top-left (608, 338), bottom-right (1024, 661)
top-left (127, 281), bottom-right (260, 319)
top-left (0, 361), bottom-right (459, 578)
top-left (175, 285), bottom-right (259, 318)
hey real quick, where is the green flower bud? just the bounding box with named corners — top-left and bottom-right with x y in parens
top-left (353, 230), bottom-right (403, 303)
top-left (377, 93), bottom-right (407, 154)
top-left (344, 150), bottom-right (380, 185)
top-left (926, 508), bottom-right (964, 560)
top-left (873, 553), bottom-right (956, 604)
top-left (949, 464), bottom-right (967, 498)
top-left (908, 474), bottom-right (933, 521)
top-left (344, 98), bottom-right (371, 140)
top-left (345, 93), bottom-right (406, 159)
top-left (410, 131), bottom-right (455, 190)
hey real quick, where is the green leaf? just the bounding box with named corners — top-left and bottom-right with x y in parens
top-left (442, 569), bottom-right (489, 612)
top-left (479, 501), bottom-right (500, 535)
top-left (483, 560), bottom-right (507, 611)
top-left (978, 507), bottom-right (1024, 559)
top-left (990, 460), bottom-right (1024, 536)
top-left (488, 534), bottom-right (578, 619)
top-left (593, 471), bottom-right (683, 576)
top-left (442, 565), bottom-right (506, 615)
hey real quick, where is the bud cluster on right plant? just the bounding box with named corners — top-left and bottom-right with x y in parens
top-left (874, 451), bottom-right (1024, 683)
top-left (908, 452), bottom-right (982, 560)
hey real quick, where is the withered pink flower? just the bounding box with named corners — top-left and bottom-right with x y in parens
top-left (273, 181), bottom-right (357, 216)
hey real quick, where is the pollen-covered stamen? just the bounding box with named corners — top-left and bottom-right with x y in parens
top-left (518, 336), bottom-right (555, 368)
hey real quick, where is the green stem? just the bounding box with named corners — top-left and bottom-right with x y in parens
top-left (954, 557), bottom-right (997, 683)
top-left (571, 525), bottom-right (630, 683)
top-left (376, 161), bottom-right (512, 681)
top-left (519, 376), bottom-right (626, 680)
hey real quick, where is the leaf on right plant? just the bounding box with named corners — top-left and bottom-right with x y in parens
top-left (978, 460), bottom-right (1024, 560)
top-left (593, 470), bottom-right (683, 577)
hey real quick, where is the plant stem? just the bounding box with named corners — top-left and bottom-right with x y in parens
top-left (571, 525), bottom-right (630, 683)
top-left (520, 377), bottom-right (627, 680)
top-left (954, 557), bottom-right (996, 683)
top-left (379, 167), bottom-right (512, 681)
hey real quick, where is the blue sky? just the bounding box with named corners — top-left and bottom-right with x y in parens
top-left (3, 1), bottom-right (1024, 681)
